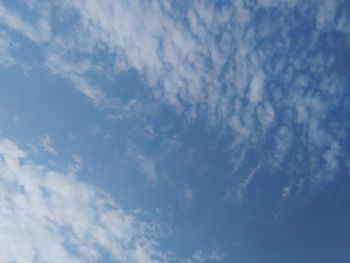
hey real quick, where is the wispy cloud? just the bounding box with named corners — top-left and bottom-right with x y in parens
top-left (0, 30), bottom-right (15, 66)
top-left (282, 184), bottom-right (292, 200)
top-left (235, 167), bottom-right (259, 202)
top-left (0, 2), bottom-right (51, 43)
top-left (0, 137), bottom-right (169, 262)
top-left (182, 249), bottom-right (226, 263)
top-left (137, 154), bottom-right (157, 185)
top-left (45, 54), bottom-right (106, 107)
top-left (39, 133), bottom-right (56, 155)
top-left (184, 186), bottom-right (194, 203)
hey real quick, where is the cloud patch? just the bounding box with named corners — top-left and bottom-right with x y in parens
top-left (39, 133), bottom-right (56, 155)
top-left (0, 138), bottom-right (166, 262)
top-left (137, 154), bottom-right (157, 185)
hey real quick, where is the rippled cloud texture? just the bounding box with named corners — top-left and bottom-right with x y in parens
top-left (2, 0), bottom-right (349, 187)
top-left (0, 0), bottom-right (350, 262)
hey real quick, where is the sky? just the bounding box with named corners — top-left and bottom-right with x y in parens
top-left (0, 0), bottom-right (350, 262)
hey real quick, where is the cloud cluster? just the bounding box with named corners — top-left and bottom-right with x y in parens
top-left (0, 0), bottom-right (349, 200)
top-left (0, 138), bottom-right (167, 262)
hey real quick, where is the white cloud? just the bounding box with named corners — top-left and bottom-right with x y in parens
top-left (181, 249), bottom-right (227, 263)
top-left (312, 142), bottom-right (341, 184)
top-left (182, 249), bottom-right (226, 263)
top-left (137, 154), bottom-right (157, 185)
top-left (0, 30), bottom-right (15, 66)
top-left (297, 178), bottom-right (304, 194)
top-left (274, 126), bottom-right (293, 166)
top-left (257, 102), bottom-right (275, 128)
top-left (316, 0), bottom-right (338, 30)
top-left (39, 133), bottom-right (56, 155)
top-left (49, 0), bottom-right (261, 124)
top-left (233, 165), bottom-right (261, 202)
top-left (0, 137), bottom-right (226, 262)
top-left (45, 53), bottom-right (156, 121)
top-left (323, 142), bottom-right (340, 172)
top-left (67, 154), bottom-right (84, 175)
top-left (184, 186), bottom-right (194, 203)
top-left (45, 54), bottom-right (106, 107)
top-left (248, 70), bottom-right (266, 104)
top-left (282, 184), bottom-right (292, 200)
top-left (0, 137), bottom-right (167, 263)
top-left (0, 2), bottom-right (51, 43)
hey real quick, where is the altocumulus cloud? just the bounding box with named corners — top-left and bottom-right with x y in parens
top-left (1, 0), bottom-right (350, 200)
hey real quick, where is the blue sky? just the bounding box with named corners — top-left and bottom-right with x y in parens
top-left (0, 0), bottom-right (350, 262)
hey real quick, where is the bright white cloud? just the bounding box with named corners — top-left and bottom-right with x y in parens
top-left (0, 137), bottom-right (167, 263)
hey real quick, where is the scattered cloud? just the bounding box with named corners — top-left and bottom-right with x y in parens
top-left (182, 249), bottom-right (226, 263)
top-left (39, 133), bottom-right (56, 155)
top-left (235, 172), bottom-right (255, 202)
top-left (273, 126), bottom-right (293, 167)
top-left (0, 2), bottom-right (51, 43)
top-left (227, 164), bottom-right (261, 202)
top-left (137, 154), bottom-right (157, 185)
top-left (184, 186), bottom-right (194, 203)
top-left (0, 30), bottom-right (15, 66)
top-left (297, 178), bottom-right (304, 194)
top-left (313, 141), bottom-right (341, 184)
top-left (0, 137), bottom-right (168, 262)
top-left (282, 184), bottom-right (292, 200)
top-left (67, 154), bottom-right (84, 175)
top-left (45, 54), bottom-right (106, 107)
